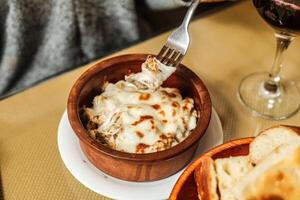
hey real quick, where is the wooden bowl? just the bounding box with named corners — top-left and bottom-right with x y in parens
top-left (67, 54), bottom-right (212, 182)
top-left (169, 137), bottom-right (254, 199)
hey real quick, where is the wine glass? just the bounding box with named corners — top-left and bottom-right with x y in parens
top-left (238, 0), bottom-right (300, 120)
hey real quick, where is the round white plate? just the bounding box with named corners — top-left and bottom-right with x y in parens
top-left (57, 108), bottom-right (223, 200)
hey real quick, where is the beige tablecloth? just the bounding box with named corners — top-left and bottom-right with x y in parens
top-left (1, 1), bottom-right (300, 199)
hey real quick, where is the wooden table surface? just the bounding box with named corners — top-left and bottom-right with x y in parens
top-left (1, 1), bottom-right (300, 199)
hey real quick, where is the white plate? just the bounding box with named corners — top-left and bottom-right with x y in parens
top-left (57, 108), bottom-right (223, 200)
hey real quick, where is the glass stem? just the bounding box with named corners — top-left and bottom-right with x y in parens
top-left (264, 33), bottom-right (293, 93)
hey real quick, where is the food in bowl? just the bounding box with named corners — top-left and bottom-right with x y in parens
top-left (83, 56), bottom-right (198, 153)
top-left (68, 54), bottom-right (212, 181)
top-left (194, 125), bottom-right (300, 200)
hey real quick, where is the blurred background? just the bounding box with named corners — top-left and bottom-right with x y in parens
top-left (0, 0), bottom-right (235, 99)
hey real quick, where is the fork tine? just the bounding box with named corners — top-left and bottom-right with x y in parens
top-left (157, 46), bottom-right (168, 61)
top-left (166, 51), bottom-right (180, 66)
top-left (161, 48), bottom-right (173, 63)
top-left (156, 0), bottom-right (198, 67)
top-left (173, 54), bottom-right (184, 67)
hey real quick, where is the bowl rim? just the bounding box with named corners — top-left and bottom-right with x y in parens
top-left (169, 137), bottom-right (254, 199)
top-left (67, 53), bottom-right (212, 162)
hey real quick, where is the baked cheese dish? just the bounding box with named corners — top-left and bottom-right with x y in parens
top-left (83, 56), bottom-right (198, 153)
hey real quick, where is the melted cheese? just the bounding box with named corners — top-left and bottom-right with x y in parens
top-left (84, 56), bottom-right (198, 153)
top-left (125, 56), bottom-right (176, 91)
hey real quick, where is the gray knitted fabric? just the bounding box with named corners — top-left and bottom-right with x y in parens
top-left (0, 0), bottom-right (139, 96)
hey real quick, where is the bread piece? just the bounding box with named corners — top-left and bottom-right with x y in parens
top-left (194, 156), bottom-right (219, 200)
top-left (224, 143), bottom-right (300, 200)
top-left (243, 147), bottom-right (300, 200)
top-left (250, 125), bottom-right (300, 165)
top-left (214, 156), bottom-right (253, 199)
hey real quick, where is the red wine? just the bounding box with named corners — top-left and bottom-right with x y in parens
top-left (253, 0), bottom-right (300, 35)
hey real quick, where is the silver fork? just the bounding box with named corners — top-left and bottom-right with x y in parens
top-left (157, 0), bottom-right (199, 67)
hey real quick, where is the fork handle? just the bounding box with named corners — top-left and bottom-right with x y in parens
top-left (182, 0), bottom-right (199, 29)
